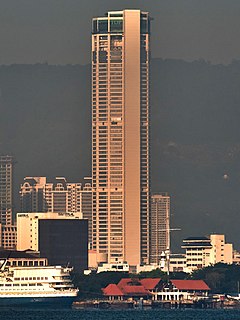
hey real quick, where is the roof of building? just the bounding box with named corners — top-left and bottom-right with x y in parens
top-left (102, 278), bottom-right (210, 297)
top-left (140, 278), bottom-right (161, 290)
top-left (171, 280), bottom-right (210, 291)
top-left (0, 250), bottom-right (40, 259)
top-left (103, 278), bottom-right (157, 297)
top-left (102, 284), bottom-right (124, 296)
top-left (117, 278), bottom-right (137, 290)
top-left (183, 237), bottom-right (210, 241)
top-left (121, 285), bottom-right (149, 296)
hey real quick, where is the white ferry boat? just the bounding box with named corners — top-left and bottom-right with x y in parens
top-left (0, 259), bottom-right (78, 308)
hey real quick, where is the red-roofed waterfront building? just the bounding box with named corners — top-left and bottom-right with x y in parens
top-left (102, 278), bottom-right (210, 301)
top-left (140, 278), bottom-right (161, 291)
top-left (102, 278), bottom-right (160, 300)
top-left (171, 280), bottom-right (210, 291)
top-left (102, 284), bottom-right (124, 300)
top-left (152, 279), bottom-right (210, 301)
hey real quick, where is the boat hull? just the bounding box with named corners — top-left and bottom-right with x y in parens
top-left (0, 296), bottom-right (76, 308)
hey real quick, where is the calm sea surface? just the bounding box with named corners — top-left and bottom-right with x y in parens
top-left (0, 309), bottom-right (240, 320)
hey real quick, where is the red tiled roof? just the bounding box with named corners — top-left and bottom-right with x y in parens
top-left (102, 284), bottom-right (124, 296)
top-left (140, 278), bottom-right (161, 290)
top-left (117, 278), bottom-right (141, 290)
top-left (171, 280), bottom-right (210, 291)
top-left (121, 285), bottom-right (150, 296)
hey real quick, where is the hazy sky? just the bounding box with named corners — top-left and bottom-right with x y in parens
top-left (1, 0), bottom-right (240, 65)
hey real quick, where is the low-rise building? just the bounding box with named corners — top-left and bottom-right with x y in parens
top-left (102, 278), bottom-right (210, 302)
top-left (153, 280), bottom-right (210, 301)
top-left (181, 234), bottom-right (234, 273)
top-left (103, 278), bottom-right (161, 301)
top-left (97, 262), bottom-right (129, 273)
top-left (182, 237), bottom-right (212, 271)
top-left (168, 254), bottom-right (187, 273)
top-left (17, 212), bottom-right (88, 272)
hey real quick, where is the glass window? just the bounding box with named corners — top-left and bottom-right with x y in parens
top-left (110, 13), bottom-right (123, 17)
top-left (99, 51), bottom-right (108, 63)
top-left (92, 20), bottom-right (97, 33)
top-left (140, 19), bottom-right (148, 33)
top-left (110, 20), bottom-right (123, 33)
top-left (98, 20), bottom-right (108, 33)
top-left (92, 51), bottom-right (97, 63)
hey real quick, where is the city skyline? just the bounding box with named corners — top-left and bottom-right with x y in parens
top-left (0, 4), bottom-right (240, 252)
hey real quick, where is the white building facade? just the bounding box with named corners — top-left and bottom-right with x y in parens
top-left (181, 235), bottom-right (234, 273)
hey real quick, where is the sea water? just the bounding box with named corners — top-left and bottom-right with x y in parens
top-left (0, 309), bottom-right (240, 320)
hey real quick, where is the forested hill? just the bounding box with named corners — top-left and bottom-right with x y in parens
top-left (1, 59), bottom-right (240, 251)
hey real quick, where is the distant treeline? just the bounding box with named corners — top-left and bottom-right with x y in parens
top-left (73, 263), bottom-right (240, 298)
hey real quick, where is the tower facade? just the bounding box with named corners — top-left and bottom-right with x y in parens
top-left (150, 193), bottom-right (170, 264)
top-left (0, 155), bottom-right (13, 226)
top-left (92, 10), bottom-right (150, 265)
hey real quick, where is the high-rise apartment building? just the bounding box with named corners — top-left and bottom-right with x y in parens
top-left (19, 177), bottom-right (93, 245)
top-left (150, 193), bottom-right (170, 264)
top-left (92, 10), bottom-right (150, 266)
top-left (0, 155), bottom-right (13, 226)
top-left (20, 177), bottom-right (46, 213)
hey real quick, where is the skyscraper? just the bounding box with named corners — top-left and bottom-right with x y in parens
top-left (150, 193), bottom-right (170, 264)
top-left (92, 10), bottom-right (150, 266)
top-left (0, 155), bottom-right (13, 226)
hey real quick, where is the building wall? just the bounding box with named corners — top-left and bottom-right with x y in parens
top-left (168, 255), bottom-right (187, 273)
top-left (92, 9), bottom-right (150, 266)
top-left (17, 212), bottom-right (83, 251)
top-left (182, 237), bottom-right (213, 271)
top-left (224, 243), bottom-right (233, 264)
top-left (210, 234), bottom-right (233, 264)
top-left (81, 181), bottom-right (93, 247)
top-left (38, 219), bottom-right (88, 272)
top-left (182, 235), bottom-right (234, 272)
top-left (1, 224), bottom-right (17, 249)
